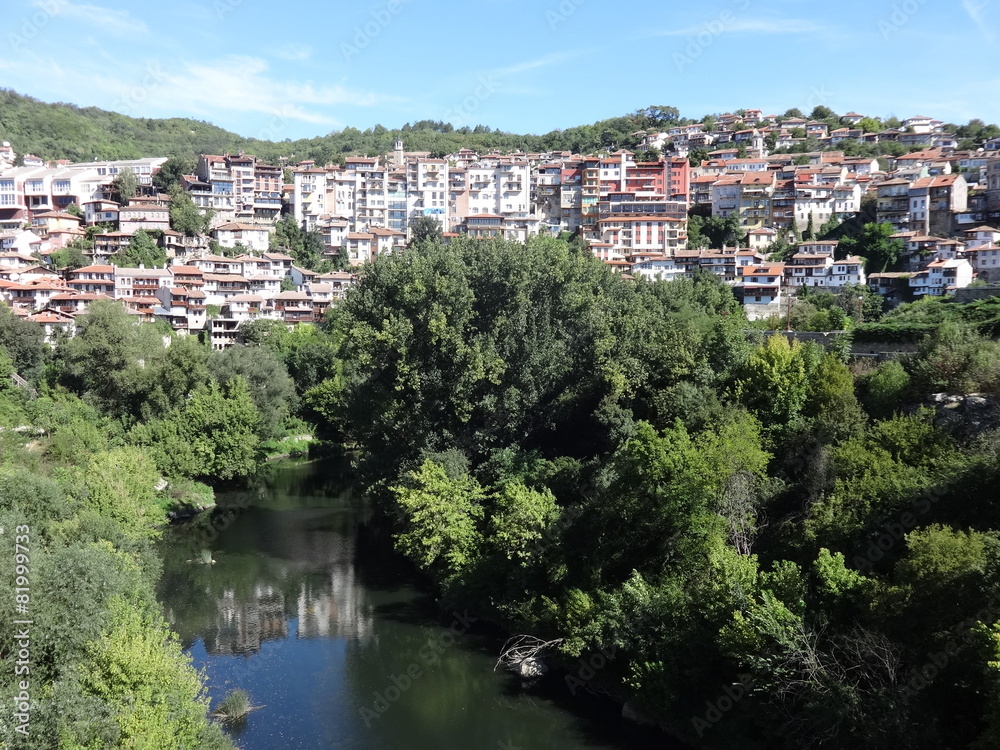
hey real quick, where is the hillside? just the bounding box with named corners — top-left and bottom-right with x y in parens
top-left (0, 89), bottom-right (661, 165)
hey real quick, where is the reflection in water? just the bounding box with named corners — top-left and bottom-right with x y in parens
top-left (158, 460), bottom-right (681, 750)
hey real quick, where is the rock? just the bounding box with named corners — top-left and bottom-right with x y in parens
top-left (622, 701), bottom-right (656, 726)
top-left (515, 657), bottom-right (548, 678)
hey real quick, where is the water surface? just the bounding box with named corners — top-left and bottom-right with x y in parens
top-left (158, 461), bottom-right (681, 749)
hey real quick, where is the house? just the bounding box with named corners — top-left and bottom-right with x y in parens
top-left (868, 271), bottom-right (911, 302)
top-left (908, 258), bottom-right (974, 296)
top-left (785, 252), bottom-right (834, 289)
top-left (963, 225), bottom-right (1000, 249)
top-left (118, 202), bottom-right (170, 233)
top-left (153, 286), bottom-right (207, 333)
top-left (738, 263), bottom-right (785, 303)
top-left (908, 174), bottom-right (968, 235)
top-left (964, 243), bottom-right (1000, 281)
top-left (631, 256), bottom-right (685, 283)
top-left (27, 308), bottom-right (77, 344)
top-left (212, 222), bottom-right (271, 253)
top-left (747, 227), bottom-right (778, 250)
top-left (114, 266), bottom-right (171, 301)
top-left (830, 256), bottom-right (866, 288)
top-left (272, 291), bottom-right (315, 324)
top-left (316, 271), bottom-right (357, 301)
top-left (68, 265), bottom-right (116, 295)
top-left (82, 199), bottom-right (120, 225)
top-left (876, 178), bottom-right (913, 230)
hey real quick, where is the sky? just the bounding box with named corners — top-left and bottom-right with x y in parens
top-left (0, 0), bottom-right (998, 141)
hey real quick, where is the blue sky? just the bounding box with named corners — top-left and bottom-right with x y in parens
top-left (1, 0), bottom-right (997, 141)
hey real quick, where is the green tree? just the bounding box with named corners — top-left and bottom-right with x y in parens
top-left (152, 156), bottom-right (196, 192)
top-left (409, 215), bottom-right (443, 245)
top-left (110, 168), bottom-right (138, 204)
top-left (840, 222), bottom-right (904, 273)
top-left (129, 377), bottom-right (262, 482)
top-left (208, 344), bottom-right (297, 440)
top-left (858, 117), bottom-right (882, 134)
top-left (810, 105), bottom-right (836, 121)
top-left (75, 596), bottom-right (228, 749)
top-left (270, 215), bottom-right (327, 270)
top-left (858, 359), bottom-right (910, 418)
top-left (391, 460), bottom-right (485, 580)
top-left (804, 212), bottom-right (816, 240)
top-left (687, 147), bottom-right (708, 167)
top-left (50, 237), bottom-right (91, 271)
top-left (910, 322), bottom-right (1000, 395)
top-left (168, 183), bottom-right (212, 236)
top-left (65, 202), bottom-right (84, 219)
top-left (56, 299), bottom-right (164, 418)
top-left (113, 229), bottom-right (167, 268)
top-left (733, 334), bottom-right (813, 428)
top-left (0, 303), bottom-right (45, 381)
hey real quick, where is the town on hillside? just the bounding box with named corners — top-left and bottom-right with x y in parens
top-left (2, 108), bottom-right (998, 342)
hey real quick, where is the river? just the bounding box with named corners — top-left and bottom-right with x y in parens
top-left (157, 460), bottom-right (683, 750)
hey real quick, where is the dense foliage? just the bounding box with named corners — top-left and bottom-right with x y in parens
top-left (309, 236), bottom-right (1000, 750)
top-left (6, 224), bottom-right (1000, 748)
top-left (0, 381), bottom-right (233, 747)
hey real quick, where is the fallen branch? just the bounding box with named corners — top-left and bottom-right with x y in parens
top-left (494, 634), bottom-right (564, 673)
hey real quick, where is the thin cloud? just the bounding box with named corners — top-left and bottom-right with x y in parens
top-left (963, 0), bottom-right (994, 41)
top-left (497, 51), bottom-right (578, 77)
top-left (33, 0), bottom-right (148, 35)
top-left (652, 18), bottom-right (825, 37)
top-left (143, 56), bottom-right (400, 126)
top-left (274, 44), bottom-right (313, 62)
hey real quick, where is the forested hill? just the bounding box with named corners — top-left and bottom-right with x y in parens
top-left (0, 89), bottom-right (668, 164)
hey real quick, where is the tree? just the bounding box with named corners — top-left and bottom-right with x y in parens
top-left (391, 460), bottom-right (485, 580)
top-left (109, 168), bottom-right (138, 204)
top-left (810, 105), bottom-right (835, 121)
top-left (783, 108), bottom-right (804, 119)
top-left (804, 213), bottom-right (816, 241)
top-left (858, 360), bottom-right (911, 418)
top-left (733, 335), bottom-right (813, 428)
top-left (129, 377), bottom-right (262, 482)
top-left (637, 106), bottom-right (681, 128)
top-left (701, 213), bottom-right (744, 248)
top-left (208, 344), bottom-right (297, 440)
top-left (56, 299), bottom-right (164, 418)
top-left (819, 214), bottom-right (842, 239)
top-left (688, 147), bottom-right (709, 167)
top-left (858, 117), bottom-right (882, 134)
top-left (168, 184), bottom-right (211, 236)
top-left (0, 302), bottom-right (45, 380)
top-left (270, 215), bottom-right (327, 270)
top-left (839, 222), bottom-right (904, 273)
top-left (50, 237), bottom-right (91, 271)
top-left (152, 156), bottom-right (195, 192)
top-left (112, 229), bottom-right (166, 268)
top-left (910, 322), bottom-right (1000, 395)
top-left (75, 597), bottom-right (228, 748)
top-left (409, 215), bottom-right (443, 245)
top-left (65, 202), bottom-right (84, 219)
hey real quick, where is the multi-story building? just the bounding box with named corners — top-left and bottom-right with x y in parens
top-left (876, 178), bottom-right (913, 230)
